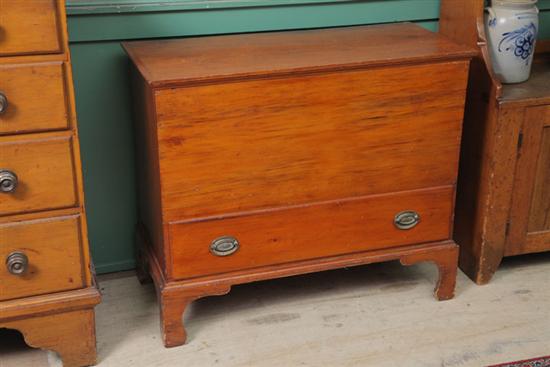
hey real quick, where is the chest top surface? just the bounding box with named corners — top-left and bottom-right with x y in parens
top-left (122, 23), bottom-right (475, 88)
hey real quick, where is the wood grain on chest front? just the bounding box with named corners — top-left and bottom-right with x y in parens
top-left (155, 61), bottom-right (469, 221)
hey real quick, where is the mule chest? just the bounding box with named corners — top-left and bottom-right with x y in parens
top-left (123, 23), bottom-right (475, 347)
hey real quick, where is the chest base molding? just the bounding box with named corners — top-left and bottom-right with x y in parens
top-left (136, 223), bottom-right (458, 348)
top-left (0, 285), bottom-right (101, 367)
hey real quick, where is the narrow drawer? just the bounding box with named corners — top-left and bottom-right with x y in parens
top-left (0, 215), bottom-right (85, 301)
top-left (169, 186), bottom-right (454, 280)
top-left (155, 61), bottom-right (469, 221)
top-left (0, 62), bottom-right (69, 135)
top-left (0, 133), bottom-right (78, 216)
top-left (0, 0), bottom-right (62, 56)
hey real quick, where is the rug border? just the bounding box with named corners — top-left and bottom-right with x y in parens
top-left (488, 355), bottom-right (550, 367)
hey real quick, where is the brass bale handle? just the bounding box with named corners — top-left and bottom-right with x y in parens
top-left (6, 251), bottom-right (28, 275)
top-left (394, 210), bottom-right (420, 230)
top-left (0, 169), bottom-right (18, 193)
top-left (0, 91), bottom-right (7, 114)
top-left (210, 236), bottom-right (239, 256)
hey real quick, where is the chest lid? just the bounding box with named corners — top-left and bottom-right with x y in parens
top-left (123, 23), bottom-right (475, 88)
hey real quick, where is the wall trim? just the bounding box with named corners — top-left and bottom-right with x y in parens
top-left (66, 0), bottom-right (356, 14)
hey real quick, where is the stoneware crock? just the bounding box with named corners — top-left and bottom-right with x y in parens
top-left (485, 0), bottom-right (539, 83)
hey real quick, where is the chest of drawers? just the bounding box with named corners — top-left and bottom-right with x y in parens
top-left (124, 23), bottom-right (475, 348)
top-left (0, 1), bottom-right (100, 366)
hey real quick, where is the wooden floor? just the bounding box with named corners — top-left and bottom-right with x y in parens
top-left (1, 252), bottom-right (549, 367)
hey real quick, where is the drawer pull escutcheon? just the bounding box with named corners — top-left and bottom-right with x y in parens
top-left (0, 170), bottom-right (18, 193)
top-left (394, 210), bottom-right (420, 230)
top-left (210, 236), bottom-right (239, 256)
top-left (6, 252), bottom-right (28, 275)
top-left (0, 92), bottom-right (7, 114)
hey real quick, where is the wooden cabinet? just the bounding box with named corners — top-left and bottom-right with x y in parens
top-left (124, 23), bottom-right (474, 348)
top-left (0, 1), bottom-right (100, 366)
top-left (440, 0), bottom-right (550, 284)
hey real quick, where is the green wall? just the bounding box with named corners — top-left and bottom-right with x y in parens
top-left (66, 0), bottom-right (550, 274)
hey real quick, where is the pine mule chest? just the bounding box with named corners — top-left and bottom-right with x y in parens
top-left (123, 23), bottom-right (475, 348)
top-left (0, 1), bottom-right (100, 366)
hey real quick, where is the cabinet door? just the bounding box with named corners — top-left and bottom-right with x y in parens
top-left (506, 105), bottom-right (550, 255)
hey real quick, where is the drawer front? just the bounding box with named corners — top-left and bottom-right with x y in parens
top-left (0, 134), bottom-right (78, 216)
top-left (0, 215), bottom-right (85, 301)
top-left (155, 61), bottom-right (469, 221)
top-left (0, 0), bottom-right (62, 56)
top-left (169, 186), bottom-right (454, 280)
top-left (0, 62), bottom-right (69, 135)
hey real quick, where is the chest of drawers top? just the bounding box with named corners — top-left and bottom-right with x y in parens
top-left (123, 23), bottom-right (476, 88)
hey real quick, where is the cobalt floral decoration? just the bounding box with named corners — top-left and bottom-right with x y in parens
top-left (498, 22), bottom-right (538, 64)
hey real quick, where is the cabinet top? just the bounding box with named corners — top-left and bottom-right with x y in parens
top-left (500, 58), bottom-right (550, 105)
top-left (123, 23), bottom-right (476, 88)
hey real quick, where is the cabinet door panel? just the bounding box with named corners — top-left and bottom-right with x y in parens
top-left (528, 126), bottom-right (550, 232)
top-left (0, 62), bottom-right (69, 135)
top-left (506, 106), bottom-right (550, 255)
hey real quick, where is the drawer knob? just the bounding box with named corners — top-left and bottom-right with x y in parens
top-left (0, 170), bottom-right (18, 193)
top-left (0, 91), bottom-right (7, 114)
top-left (6, 252), bottom-right (28, 275)
top-left (210, 236), bottom-right (239, 256)
top-left (394, 210), bottom-right (420, 230)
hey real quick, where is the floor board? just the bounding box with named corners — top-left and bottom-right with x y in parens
top-left (1, 252), bottom-right (549, 366)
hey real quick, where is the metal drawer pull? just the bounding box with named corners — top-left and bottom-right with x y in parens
top-left (210, 236), bottom-right (239, 256)
top-left (394, 210), bottom-right (420, 230)
top-left (6, 252), bottom-right (28, 275)
top-left (0, 91), bottom-right (7, 114)
top-left (0, 170), bottom-right (18, 193)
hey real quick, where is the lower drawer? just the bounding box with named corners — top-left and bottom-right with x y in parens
top-left (168, 186), bottom-right (454, 280)
top-left (0, 215), bottom-right (85, 301)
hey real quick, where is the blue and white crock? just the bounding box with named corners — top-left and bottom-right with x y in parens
top-left (485, 0), bottom-right (539, 83)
